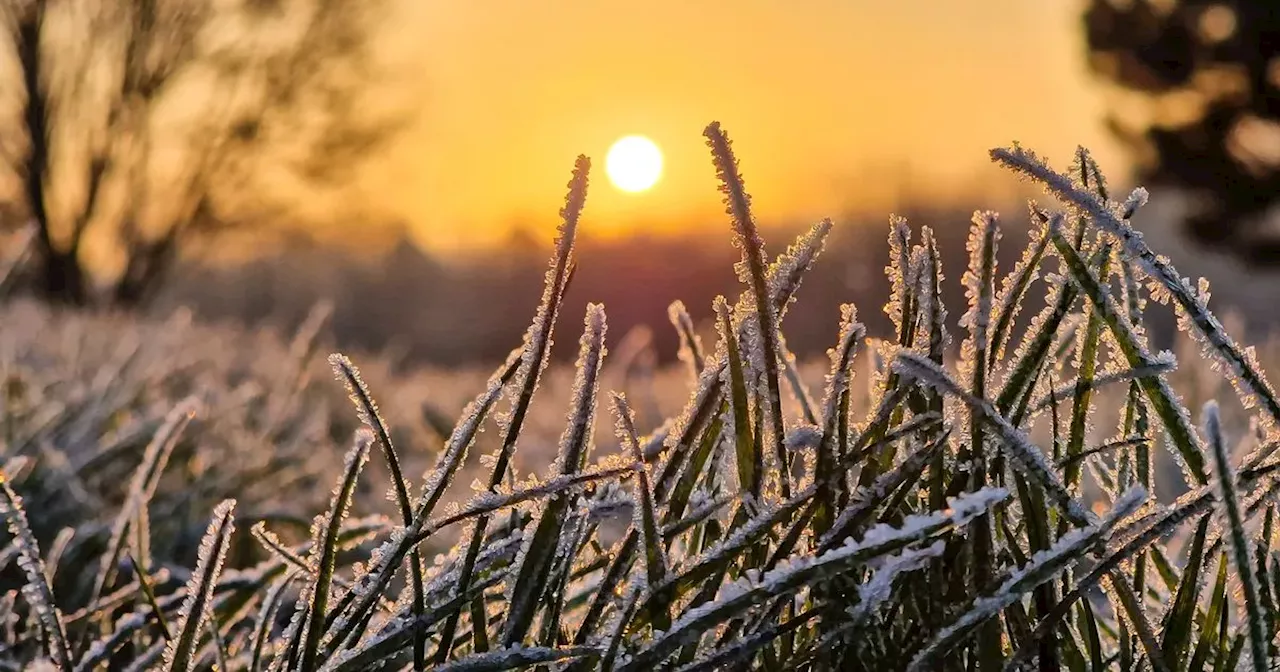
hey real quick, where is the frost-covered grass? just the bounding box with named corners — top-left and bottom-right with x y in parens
top-left (5, 123), bottom-right (1280, 670)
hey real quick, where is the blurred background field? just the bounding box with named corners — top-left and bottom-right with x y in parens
top-left (1, 1), bottom-right (1279, 657)
top-left (0, 0), bottom-right (1277, 368)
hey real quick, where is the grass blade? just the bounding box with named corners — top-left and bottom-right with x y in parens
top-left (298, 431), bottom-right (373, 672)
top-left (0, 471), bottom-right (72, 670)
top-left (1204, 400), bottom-right (1269, 670)
top-left (163, 499), bottom-right (237, 672)
top-left (705, 121), bottom-right (789, 499)
top-left (501, 304), bottom-right (608, 647)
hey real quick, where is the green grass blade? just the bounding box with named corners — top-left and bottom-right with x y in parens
top-left (704, 121), bottom-right (790, 499)
top-left (961, 210), bottom-right (1002, 671)
top-left (814, 304), bottom-right (864, 537)
top-left (1204, 400), bottom-right (1269, 671)
top-left (163, 499), bottom-right (237, 672)
top-left (298, 431), bottom-right (373, 672)
top-left (1064, 243), bottom-right (1112, 490)
top-left (125, 550), bottom-right (171, 642)
top-left (1189, 553), bottom-right (1230, 672)
top-left (716, 295), bottom-right (757, 500)
top-left (249, 570), bottom-right (301, 672)
top-left (435, 156), bottom-right (590, 661)
top-left (328, 354), bottom-right (427, 669)
top-left (614, 392), bottom-right (670, 630)
top-left (989, 218), bottom-right (1049, 368)
top-left (501, 304), bottom-right (608, 647)
top-left (0, 471), bottom-right (72, 670)
top-left (1158, 513), bottom-right (1210, 668)
top-left (992, 145), bottom-right (1280, 432)
top-left (1046, 215), bottom-right (1209, 486)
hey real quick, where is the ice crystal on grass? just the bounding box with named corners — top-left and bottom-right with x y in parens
top-left (163, 499), bottom-right (237, 672)
top-left (9, 128), bottom-right (1280, 672)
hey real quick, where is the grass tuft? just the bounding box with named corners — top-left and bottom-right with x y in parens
top-left (4, 128), bottom-right (1280, 669)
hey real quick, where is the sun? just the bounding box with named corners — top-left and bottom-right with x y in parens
top-left (605, 135), bottom-right (663, 193)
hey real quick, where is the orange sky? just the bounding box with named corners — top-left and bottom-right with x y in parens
top-left (369, 0), bottom-right (1124, 250)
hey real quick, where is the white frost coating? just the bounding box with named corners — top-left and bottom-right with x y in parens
top-left (850, 541), bottom-right (944, 622)
top-left (784, 424), bottom-right (823, 452)
top-left (919, 228), bottom-right (951, 355)
top-left (0, 476), bottom-right (72, 670)
top-left (619, 488), bottom-right (1007, 672)
top-left (669, 300), bottom-right (704, 380)
top-left (766, 218), bottom-right (833, 321)
top-left (1028, 353), bottom-right (1177, 414)
top-left (817, 305), bottom-right (864, 459)
top-left (907, 486), bottom-right (1145, 671)
top-left (1121, 187), bottom-right (1149, 219)
top-left (539, 304), bottom-right (608, 485)
top-left (163, 499), bottom-right (237, 672)
top-left (991, 144), bottom-right (1280, 434)
top-left (883, 217), bottom-right (913, 335)
top-left (959, 211), bottom-right (1000, 356)
top-left (585, 480), bottom-right (634, 522)
top-left (990, 221), bottom-right (1047, 361)
top-left (893, 350), bottom-right (1094, 527)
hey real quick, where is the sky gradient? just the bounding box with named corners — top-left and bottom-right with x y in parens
top-left (373, 0), bottom-right (1123, 250)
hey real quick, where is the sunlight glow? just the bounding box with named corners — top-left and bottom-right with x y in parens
top-left (606, 135), bottom-right (663, 193)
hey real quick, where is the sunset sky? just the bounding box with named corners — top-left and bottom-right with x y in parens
top-left (371, 0), bottom-right (1125, 250)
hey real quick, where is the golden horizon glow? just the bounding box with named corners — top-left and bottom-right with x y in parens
top-left (606, 135), bottom-right (664, 193)
top-left (371, 0), bottom-right (1125, 251)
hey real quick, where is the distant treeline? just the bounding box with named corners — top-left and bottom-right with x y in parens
top-left (153, 203), bottom-right (1277, 367)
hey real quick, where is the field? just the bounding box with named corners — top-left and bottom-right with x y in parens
top-left (4, 124), bottom-right (1280, 670)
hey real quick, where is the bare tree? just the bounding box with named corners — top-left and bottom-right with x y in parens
top-left (0, 0), bottom-right (411, 306)
top-left (1083, 0), bottom-right (1280, 265)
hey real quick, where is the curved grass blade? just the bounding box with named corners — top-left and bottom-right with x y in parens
top-left (669, 300), bottom-right (706, 381)
top-left (0, 471), bottom-right (72, 670)
top-left (328, 354), bottom-right (428, 669)
top-left (438, 155), bottom-right (590, 661)
top-left (249, 570), bottom-right (301, 672)
top-left (83, 398), bottom-right (199, 650)
top-left (907, 487), bottom-right (1145, 671)
top-left (1205, 401), bottom-right (1269, 671)
top-left (163, 499), bottom-right (237, 672)
top-left (1046, 215), bottom-right (1209, 486)
top-left (992, 144), bottom-right (1280, 432)
top-left (705, 121), bottom-right (789, 499)
top-left (298, 431), bottom-right (373, 672)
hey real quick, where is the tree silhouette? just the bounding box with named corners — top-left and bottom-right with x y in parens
top-left (1083, 0), bottom-right (1280, 265)
top-left (0, 0), bottom-right (411, 306)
